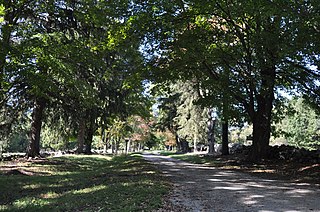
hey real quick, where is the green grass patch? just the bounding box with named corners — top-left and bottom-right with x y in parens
top-left (158, 151), bottom-right (180, 156)
top-left (0, 154), bottom-right (169, 211)
top-left (159, 151), bottom-right (223, 166)
top-left (172, 154), bottom-right (221, 165)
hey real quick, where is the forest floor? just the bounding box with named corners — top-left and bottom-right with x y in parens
top-left (143, 152), bottom-right (320, 212)
top-left (160, 151), bottom-right (320, 185)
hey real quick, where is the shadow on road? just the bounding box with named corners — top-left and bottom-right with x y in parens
top-left (143, 153), bottom-right (320, 212)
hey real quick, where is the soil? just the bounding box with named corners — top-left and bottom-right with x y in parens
top-left (143, 153), bottom-right (320, 212)
top-left (207, 153), bottom-right (320, 185)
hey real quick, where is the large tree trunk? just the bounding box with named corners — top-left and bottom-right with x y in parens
top-left (115, 137), bottom-right (119, 154)
top-left (207, 112), bottom-right (216, 155)
top-left (125, 139), bottom-right (131, 154)
top-left (125, 139), bottom-right (128, 154)
top-left (221, 121), bottom-right (229, 155)
top-left (84, 140), bottom-right (92, 154)
top-left (84, 114), bottom-right (95, 154)
top-left (27, 98), bottom-right (46, 157)
top-left (180, 138), bottom-right (189, 153)
top-left (249, 68), bottom-right (275, 161)
top-left (174, 132), bottom-right (181, 152)
top-left (250, 115), bottom-right (271, 160)
top-left (76, 118), bottom-right (86, 154)
top-left (249, 95), bottom-right (273, 161)
top-left (84, 129), bottom-right (93, 154)
top-left (103, 138), bottom-right (109, 153)
top-left (103, 131), bottom-right (110, 154)
top-left (221, 99), bottom-right (229, 155)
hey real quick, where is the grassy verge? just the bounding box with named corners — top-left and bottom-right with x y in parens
top-left (0, 154), bottom-right (169, 211)
top-left (158, 151), bottom-right (177, 157)
top-left (171, 154), bottom-right (219, 165)
top-left (159, 151), bottom-right (220, 165)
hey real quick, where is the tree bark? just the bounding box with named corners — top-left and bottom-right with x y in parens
top-left (111, 139), bottom-right (115, 153)
top-left (103, 138), bottom-right (108, 153)
top-left (221, 121), bottom-right (229, 155)
top-left (0, 142), bottom-right (3, 159)
top-left (221, 97), bottom-right (229, 155)
top-left (27, 98), bottom-right (46, 157)
top-left (114, 137), bottom-right (119, 154)
top-left (84, 113), bottom-right (95, 154)
top-left (193, 125), bottom-right (197, 152)
top-left (103, 131), bottom-right (110, 154)
top-left (250, 116), bottom-right (271, 160)
top-left (127, 139), bottom-right (131, 153)
top-left (207, 112), bottom-right (216, 155)
top-left (249, 95), bottom-right (273, 161)
top-left (125, 139), bottom-right (129, 154)
top-left (102, 129), bottom-right (106, 153)
top-left (248, 68), bottom-right (275, 161)
top-left (175, 133), bottom-right (181, 152)
top-left (76, 118), bottom-right (86, 154)
top-left (84, 127), bottom-right (93, 154)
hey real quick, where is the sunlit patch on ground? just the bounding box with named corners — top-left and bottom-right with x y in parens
top-left (0, 154), bottom-right (169, 211)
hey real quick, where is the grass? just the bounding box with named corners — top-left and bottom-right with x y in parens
top-left (158, 151), bottom-right (178, 157)
top-left (0, 154), bottom-right (169, 211)
top-left (171, 154), bottom-right (218, 165)
top-left (159, 151), bottom-right (221, 165)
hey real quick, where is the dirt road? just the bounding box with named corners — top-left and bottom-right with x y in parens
top-left (142, 153), bottom-right (320, 212)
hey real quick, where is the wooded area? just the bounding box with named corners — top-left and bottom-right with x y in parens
top-left (1, 0), bottom-right (319, 161)
top-left (0, 0), bottom-right (319, 211)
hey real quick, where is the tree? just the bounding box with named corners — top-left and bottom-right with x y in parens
top-left (0, 0), bottom-right (62, 157)
top-left (174, 81), bottom-right (208, 152)
top-left (144, 0), bottom-right (320, 161)
top-left (129, 115), bottom-right (151, 151)
top-left (1, 0), bottom-right (148, 157)
top-left (155, 80), bottom-right (212, 153)
top-left (156, 85), bottom-right (181, 150)
top-left (277, 98), bottom-right (320, 150)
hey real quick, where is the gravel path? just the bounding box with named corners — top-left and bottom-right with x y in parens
top-left (143, 153), bottom-right (320, 212)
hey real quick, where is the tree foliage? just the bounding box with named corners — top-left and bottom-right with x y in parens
top-left (0, 0), bottom-right (151, 156)
top-left (277, 98), bottom-right (320, 150)
top-left (0, 0), bottom-right (319, 160)
top-left (144, 0), bottom-right (320, 160)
